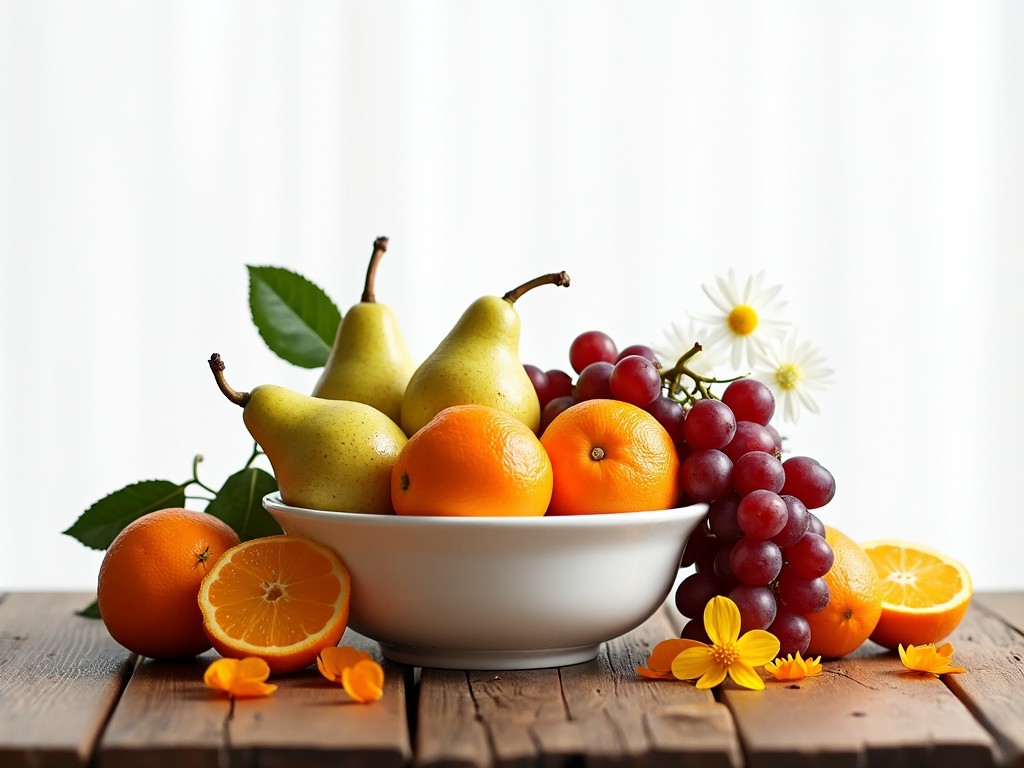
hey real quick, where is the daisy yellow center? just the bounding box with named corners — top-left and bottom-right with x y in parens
top-left (775, 363), bottom-right (802, 391)
top-left (727, 305), bottom-right (759, 336)
top-left (711, 642), bottom-right (739, 667)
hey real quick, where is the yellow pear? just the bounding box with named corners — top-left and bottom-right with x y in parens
top-left (312, 236), bottom-right (415, 424)
top-left (209, 353), bottom-right (406, 514)
top-left (400, 271), bottom-right (570, 436)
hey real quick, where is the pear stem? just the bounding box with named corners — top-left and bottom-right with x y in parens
top-left (502, 271), bottom-right (571, 304)
top-left (208, 353), bottom-right (251, 408)
top-left (361, 236), bottom-right (389, 303)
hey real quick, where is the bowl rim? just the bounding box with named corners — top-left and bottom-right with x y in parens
top-left (263, 492), bottom-right (707, 529)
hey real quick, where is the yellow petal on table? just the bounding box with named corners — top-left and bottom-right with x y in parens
top-left (670, 646), bottom-right (716, 681)
top-left (726, 661), bottom-right (766, 691)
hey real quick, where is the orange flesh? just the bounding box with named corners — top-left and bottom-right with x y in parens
top-left (205, 538), bottom-right (346, 649)
top-left (869, 544), bottom-right (965, 610)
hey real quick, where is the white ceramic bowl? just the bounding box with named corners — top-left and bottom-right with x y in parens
top-left (264, 493), bottom-right (706, 670)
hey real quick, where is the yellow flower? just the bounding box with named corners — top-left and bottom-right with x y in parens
top-left (203, 657), bottom-right (278, 698)
top-left (764, 651), bottom-right (823, 681)
top-left (317, 645), bottom-right (386, 703)
top-left (899, 643), bottom-right (966, 676)
top-left (670, 596), bottom-right (781, 691)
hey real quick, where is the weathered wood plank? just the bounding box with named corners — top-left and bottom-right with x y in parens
top-left (560, 606), bottom-right (741, 768)
top-left (943, 602), bottom-right (1024, 768)
top-left (722, 625), bottom-right (998, 768)
top-left (98, 629), bottom-right (411, 768)
top-left (974, 592), bottom-right (1024, 637)
top-left (227, 629), bottom-right (411, 768)
top-left (414, 605), bottom-right (741, 768)
top-left (0, 591), bottom-right (135, 768)
top-left (96, 651), bottom-right (227, 768)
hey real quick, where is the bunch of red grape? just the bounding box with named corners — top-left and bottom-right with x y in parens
top-left (526, 330), bottom-right (837, 657)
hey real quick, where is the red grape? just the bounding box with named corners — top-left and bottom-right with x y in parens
top-left (732, 451), bottom-right (785, 496)
top-left (643, 396), bottom-right (686, 444)
top-left (771, 495), bottom-right (810, 547)
top-left (721, 378), bottom-right (775, 425)
top-left (569, 331), bottom-right (618, 374)
top-left (675, 571), bottom-right (726, 618)
top-left (722, 421), bottom-right (777, 462)
top-left (617, 344), bottom-right (661, 366)
top-left (768, 608), bottom-right (811, 656)
top-left (574, 361), bottom-right (614, 400)
top-left (728, 584), bottom-right (778, 632)
top-left (540, 395), bottom-right (576, 433)
top-left (609, 355), bottom-right (662, 406)
top-left (781, 456), bottom-right (836, 509)
top-left (545, 369), bottom-right (574, 401)
top-left (783, 532), bottom-right (834, 579)
top-left (729, 537), bottom-right (783, 586)
top-left (736, 490), bottom-right (788, 540)
top-left (680, 449), bottom-right (734, 502)
top-left (683, 399), bottom-right (737, 450)
top-left (707, 493), bottom-right (743, 540)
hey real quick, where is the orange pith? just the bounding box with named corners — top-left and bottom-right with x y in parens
top-left (860, 540), bottom-right (972, 650)
top-left (540, 399), bottom-right (681, 515)
top-left (97, 508), bottom-right (241, 660)
top-left (804, 526), bottom-right (882, 659)
top-left (391, 404), bottom-right (553, 517)
top-left (198, 535), bottom-right (351, 674)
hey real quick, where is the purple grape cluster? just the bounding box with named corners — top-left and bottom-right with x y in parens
top-left (525, 331), bottom-right (838, 656)
top-left (675, 379), bottom-right (836, 656)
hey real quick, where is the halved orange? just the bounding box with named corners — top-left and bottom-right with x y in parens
top-left (860, 539), bottom-right (972, 650)
top-left (198, 535), bottom-right (351, 674)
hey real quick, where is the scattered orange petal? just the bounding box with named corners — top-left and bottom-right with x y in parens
top-left (317, 645), bottom-right (385, 702)
top-left (637, 637), bottom-right (706, 679)
top-left (899, 643), bottom-right (967, 676)
top-left (204, 657), bottom-right (277, 698)
top-left (342, 659), bottom-right (385, 703)
top-left (764, 652), bottom-right (823, 682)
top-left (317, 645), bottom-right (373, 684)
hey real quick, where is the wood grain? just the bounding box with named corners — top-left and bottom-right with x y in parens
top-left (226, 629), bottom-right (411, 768)
top-left (722, 633), bottom-right (998, 768)
top-left (0, 591), bottom-right (135, 768)
top-left (414, 605), bottom-right (741, 768)
top-left (944, 601), bottom-right (1024, 768)
top-left (98, 629), bottom-right (411, 768)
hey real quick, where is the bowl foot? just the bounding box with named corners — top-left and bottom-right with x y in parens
top-left (379, 642), bottom-right (602, 670)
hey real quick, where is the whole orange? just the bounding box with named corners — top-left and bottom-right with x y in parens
top-left (804, 526), bottom-right (882, 659)
top-left (97, 508), bottom-right (240, 659)
top-left (391, 404), bottom-right (553, 516)
top-left (540, 399), bottom-right (681, 515)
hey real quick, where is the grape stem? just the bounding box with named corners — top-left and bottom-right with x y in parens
top-left (660, 343), bottom-right (747, 405)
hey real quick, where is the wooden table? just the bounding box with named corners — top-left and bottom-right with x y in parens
top-left (2, 591), bottom-right (1022, 768)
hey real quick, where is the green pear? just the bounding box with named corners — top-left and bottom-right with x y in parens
top-left (400, 271), bottom-right (570, 436)
top-left (209, 353), bottom-right (406, 514)
top-left (312, 236), bottom-right (415, 424)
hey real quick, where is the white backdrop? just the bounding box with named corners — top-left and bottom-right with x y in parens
top-left (1, 1), bottom-right (1021, 591)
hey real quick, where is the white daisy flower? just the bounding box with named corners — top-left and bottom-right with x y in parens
top-left (653, 319), bottom-right (726, 380)
top-left (753, 335), bottom-right (834, 424)
top-left (692, 270), bottom-right (790, 371)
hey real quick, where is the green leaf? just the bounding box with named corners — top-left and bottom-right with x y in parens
top-left (76, 600), bottom-right (101, 619)
top-left (204, 467), bottom-right (282, 541)
top-left (63, 480), bottom-right (188, 550)
top-left (248, 266), bottom-right (341, 368)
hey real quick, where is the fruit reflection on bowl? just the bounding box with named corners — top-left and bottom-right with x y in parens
top-left (263, 493), bottom-right (707, 670)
